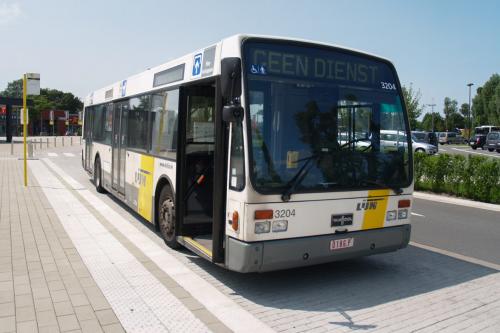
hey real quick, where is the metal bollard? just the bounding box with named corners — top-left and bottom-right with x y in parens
top-left (62, 136), bottom-right (64, 147)
top-left (70, 137), bottom-right (73, 146)
top-left (47, 138), bottom-right (49, 148)
top-left (11, 140), bottom-right (14, 155)
top-left (28, 142), bottom-right (34, 158)
top-left (54, 137), bottom-right (56, 147)
top-left (40, 138), bottom-right (42, 149)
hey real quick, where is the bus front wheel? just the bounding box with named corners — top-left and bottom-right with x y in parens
top-left (158, 186), bottom-right (180, 249)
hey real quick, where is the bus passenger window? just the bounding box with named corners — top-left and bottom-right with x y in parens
top-left (150, 89), bottom-right (179, 160)
top-left (128, 95), bottom-right (150, 152)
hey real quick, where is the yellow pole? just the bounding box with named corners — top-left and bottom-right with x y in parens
top-left (22, 74), bottom-right (28, 186)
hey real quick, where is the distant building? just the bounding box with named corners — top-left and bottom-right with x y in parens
top-left (40, 110), bottom-right (81, 136)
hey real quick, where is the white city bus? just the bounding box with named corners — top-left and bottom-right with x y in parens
top-left (82, 35), bottom-right (413, 272)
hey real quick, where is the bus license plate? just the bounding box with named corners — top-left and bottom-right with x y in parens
top-left (330, 238), bottom-right (354, 251)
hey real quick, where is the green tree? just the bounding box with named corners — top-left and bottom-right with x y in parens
top-left (0, 79), bottom-right (23, 98)
top-left (449, 112), bottom-right (465, 129)
top-left (1, 79), bottom-right (83, 133)
top-left (421, 112), bottom-right (445, 132)
top-left (472, 74), bottom-right (500, 126)
top-left (459, 103), bottom-right (470, 118)
top-left (1, 80), bottom-right (82, 114)
top-left (443, 97), bottom-right (458, 130)
top-left (401, 84), bottom-right (423, 130)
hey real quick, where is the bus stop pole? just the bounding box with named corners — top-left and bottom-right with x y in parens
top-left (22, 74), bottom-right (28, 187)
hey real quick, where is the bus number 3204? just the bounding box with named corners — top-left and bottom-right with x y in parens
top-left (381, 82), bottom-right (397, 90)
top-left (274, 209), bottom-right (296, 218)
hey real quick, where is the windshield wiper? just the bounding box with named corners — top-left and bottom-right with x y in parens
top-left (340, 137), bottom-right (370, 149)
top-left (361, 180), bottom-right (403, 195)
top-left (281, 154), bottom-right (320, 202)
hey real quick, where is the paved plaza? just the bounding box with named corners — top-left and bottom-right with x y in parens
top-left (0, 143), bottom-right (125, 333)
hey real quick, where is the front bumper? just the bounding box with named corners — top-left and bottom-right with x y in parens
top-left (226, 224), bottom-right (411, 273)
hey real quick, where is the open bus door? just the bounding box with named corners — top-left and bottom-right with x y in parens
top-left (84, 109), bottom-right (93, 171)
top-left (176, 81), bottom-right (226, 263)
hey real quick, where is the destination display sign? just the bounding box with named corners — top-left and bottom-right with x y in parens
top-left (244, 42), bottom-right (397, 90)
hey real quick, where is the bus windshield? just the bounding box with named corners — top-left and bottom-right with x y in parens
top-left (244, 41), bottom-right (411, 194)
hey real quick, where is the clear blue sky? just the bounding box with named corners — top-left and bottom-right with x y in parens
top-left (1, 0), bottom-right (499, 116)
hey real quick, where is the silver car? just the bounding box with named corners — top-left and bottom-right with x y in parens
top-left (380, 130), bottom-right (437, 155)
top-left (412, 137), bottom-right (438, 155)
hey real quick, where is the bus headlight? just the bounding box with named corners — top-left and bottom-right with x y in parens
top-left (386, 210), bottom-right (397, 221)
top-left (398, 209), bottom-right (408, 219)
top-left (255, 221), bottom-right (271, 234)
top-left (272, 220), bottom-right (288, 232)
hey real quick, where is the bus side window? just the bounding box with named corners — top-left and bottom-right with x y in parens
top-left (229, 122), bottom-right (245, 191)
top-left (150, 89), bottom-right (179, 160)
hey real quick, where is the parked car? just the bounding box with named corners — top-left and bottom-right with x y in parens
top-left (438, 131), bottom-right (463, 145)
top-left (380, 130), bottom-right (437, 155)
top-left (485, 132), bottom-right (500, 152)
top-left (412, 131), bottom-right (439, 151)
top-left (469, 126), bottom-right (500, 150)
top-left (470, 134), bottom-right (486, 150)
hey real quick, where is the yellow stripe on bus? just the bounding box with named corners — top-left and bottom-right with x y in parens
top-left (138, 155), bottom-right (155, 222)
top-left (362, 189), bottom-right (390, 230)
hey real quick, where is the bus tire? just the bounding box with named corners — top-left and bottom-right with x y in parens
top-left (158, 186), bottom-right (180, 249)
top-left (94, 158), bottom-right (106, 194)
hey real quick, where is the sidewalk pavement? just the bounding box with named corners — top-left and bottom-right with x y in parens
top-left (0, 137), bottom-right (81, 158)
top-left (0, 146), bottom-right (124, 332)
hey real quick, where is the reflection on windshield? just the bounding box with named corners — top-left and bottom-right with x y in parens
top-left (245, 42), bottom-right (411, 194)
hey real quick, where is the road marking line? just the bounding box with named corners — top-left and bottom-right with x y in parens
top-left (47, 152), bottom-right (58, 157)
top-left (30, 160), bottom-right (209, 333)
top-left (410, 242), bottom-right (500, 271)
top-left (451, 147), bottom-right (500, 158)
top-left (440, 148), bottom-right (447, 152)
top-left (411, 212), bottom-right (425, 217)
top-left (63, 152), bottom-right (75, 157)
top-left (41, 158), bottom-right (274, 333)
top-left (414, 192), bottom-right (500, 212)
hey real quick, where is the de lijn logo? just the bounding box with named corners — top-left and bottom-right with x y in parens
top-left (356, 198), bottom-right (382, 211)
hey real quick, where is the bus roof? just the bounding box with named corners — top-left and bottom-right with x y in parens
top-left (84, 34), bottom-right (394, 107)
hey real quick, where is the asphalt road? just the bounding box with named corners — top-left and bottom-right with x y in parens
top-left (438, 144), bottom-right (500, 159)
top-left (411, 198), bottom-right (500, 265)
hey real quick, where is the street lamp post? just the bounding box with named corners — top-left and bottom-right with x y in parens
top-left (467, 83), bottom-right (474, 140)
top-left (426, 103), bottom-right (436, 132)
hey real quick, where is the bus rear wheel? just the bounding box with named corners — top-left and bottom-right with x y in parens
top-left (158, 186), bottom-right (180, 249)
top-left (94, 158), bottom-right (106, 194)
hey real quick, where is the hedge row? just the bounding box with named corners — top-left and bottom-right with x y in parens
top-left (414, 153), bottom-right (500, 204)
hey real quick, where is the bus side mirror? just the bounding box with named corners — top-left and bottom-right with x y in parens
top-left (221, 58), bottom-right (242, 100)
top-left (222, 105), bottom-right (244, 123)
